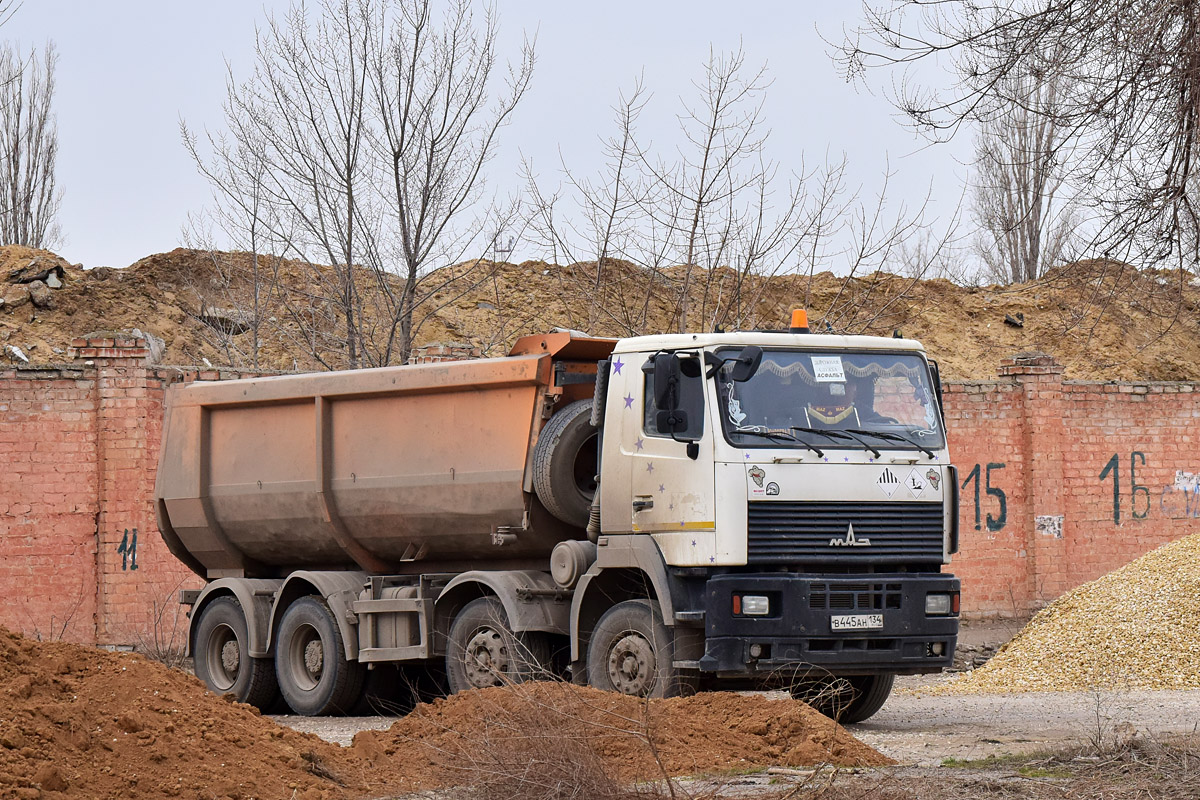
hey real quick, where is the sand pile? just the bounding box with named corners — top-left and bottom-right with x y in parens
top-left (933, 532), bottom-right (1200, 694)
top-left (0, 627), bottom-right (888, 798)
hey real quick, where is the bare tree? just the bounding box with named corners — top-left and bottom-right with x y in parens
top-left (0, 41), bottom-right (61, 249)
top-left (973, 71), bottom-right (1078, 283)
top-left (365, 0), bottom-right (533, 363)
top-left (524, 48), bottom-right (958, 337)
top-left (185, 0), bottom-right (531, 368)
top-left (838, 0), bottom-right (1200, 269)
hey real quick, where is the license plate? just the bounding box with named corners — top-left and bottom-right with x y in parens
top-left (830, 613), bottom-right (884, 631)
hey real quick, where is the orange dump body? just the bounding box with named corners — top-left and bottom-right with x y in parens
top-left (154, 333), bottom-right (615, 579)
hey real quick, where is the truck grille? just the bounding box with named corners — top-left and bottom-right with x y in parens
top-left (747, 501), bottom-right (944, 564)
top-left (809, 581), bottom-right (903, 610)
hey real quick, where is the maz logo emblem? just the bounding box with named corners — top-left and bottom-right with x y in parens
top-left (829, 522), bottom-right (871, 547)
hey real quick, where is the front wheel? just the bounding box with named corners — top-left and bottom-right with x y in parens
top-left (275, 596), bottom-right (366, 716)
top-left (192, 596), bottom-right (279, 710)
top-left (791, 674), bottom-right (894, 724)
top-left (586, 599), bottom-right (688, 698)
top-left (445, 597), bottom-right (551, 693)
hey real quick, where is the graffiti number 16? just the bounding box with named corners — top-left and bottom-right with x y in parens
top-left (1099, 452), bottom-right (1149, 524)
top-left (962, 463), bottom-right (1007, 532)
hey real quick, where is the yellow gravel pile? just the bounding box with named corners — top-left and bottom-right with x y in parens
top-left (937, 532), bottom-right (1200, 694)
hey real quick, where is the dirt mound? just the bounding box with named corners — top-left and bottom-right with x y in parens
top-left (5, 244), bottom-right (1196, 380)
top-left (349, 681), bottom-right (892, 788)
top-left (0, 627), bottom-right (372, 800)
top-left (0, 627), bottom-right (889, 798)
top-left (930, 531), bottom-right (1200, 694)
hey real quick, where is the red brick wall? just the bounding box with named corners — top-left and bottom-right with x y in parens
top-left (0, 365), bottom-right (98, 643)
top-left (1, 343), bottom-right (1198, 648)
top-left (946, 354), bottom-right (1200, 617)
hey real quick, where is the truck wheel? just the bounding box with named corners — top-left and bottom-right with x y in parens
top-left (192, 596), bottom-right (279, 710)
top-left (587, 599), bottom-right (686, 698)
top-left (533, 399), bottom-right (598, 528)
top-left (445, 597), bottom-right (550, 693)
top-left (275, 596), bottom-right (365, 716)
top-left (791, 674), bottom-right (894, 724)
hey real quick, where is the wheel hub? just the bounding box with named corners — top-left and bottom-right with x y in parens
top-left (303, 639), bottom-right (324, 678)
top-left (607, 633), bottom-right (656, 696)
top-left (219, 639), bottom-right (239, 677)
top-left (463, 628), bottom-right (510, 689)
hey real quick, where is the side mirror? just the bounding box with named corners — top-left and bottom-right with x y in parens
top-left (731, 346), bottom-right (763, 382)
top-left (652, 353), bottom-right (681, 411)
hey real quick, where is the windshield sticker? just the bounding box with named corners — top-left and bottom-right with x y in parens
top-left (726, 384), bottom-right (747, 425)
top-left (923, 402), bottom-right (940, 431)
top-left (810, 356), bottom-right (845, 382)
top-left (877, 467), bottom-right (900, 498)
top-left (905, 467), bottom-right (927, 498)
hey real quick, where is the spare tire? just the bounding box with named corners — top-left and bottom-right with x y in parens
top-left (533, 399), bottom-right (598, 527)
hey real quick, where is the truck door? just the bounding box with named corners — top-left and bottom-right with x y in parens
top-left (605, 351), bottom-right (717, 566)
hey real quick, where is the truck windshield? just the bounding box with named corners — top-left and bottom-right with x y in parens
top-left (715, 349), bottom-right (945, 451)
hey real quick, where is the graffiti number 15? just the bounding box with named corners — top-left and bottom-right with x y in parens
top-left (962, 463), bottom-right (1007, 531)
top-left (1099, 452), bottom-right (1149, 524)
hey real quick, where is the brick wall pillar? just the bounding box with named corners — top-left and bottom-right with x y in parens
top-left (69, 336), bottom-right (178, 647)
top-left (998, 352), bottom-right (1066, 606)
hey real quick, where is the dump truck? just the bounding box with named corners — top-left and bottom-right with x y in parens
top-left (155, 318), bottom-right (960, 722)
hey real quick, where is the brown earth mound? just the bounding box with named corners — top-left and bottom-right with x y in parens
top-left (349, 682), bottom-right (892, 789)
top-left (0, 628), bottom-right (888, 799)
top-left (4, 244), bottom-right (1196, 380)
top-left (0, 627), bottom-right (371, 800)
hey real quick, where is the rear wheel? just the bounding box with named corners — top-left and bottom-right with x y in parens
top-left (791, 674), bottom-right (894, 724)
top-left (586, 599), bottom-right (689, 698)
top-left (445, 597), bottom-right (551, 693)
top-left (192, 596), bottom-right (279, 710)
top-left (275, 597), bottom-right (366, 716)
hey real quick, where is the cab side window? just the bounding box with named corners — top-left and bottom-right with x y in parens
top-left (643, 364), bottom-right (705, 438)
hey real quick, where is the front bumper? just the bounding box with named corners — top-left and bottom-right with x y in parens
top-left (694, 573), bottom-right (959, 676)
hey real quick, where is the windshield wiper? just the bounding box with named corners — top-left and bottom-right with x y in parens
top-left (829, 429), bottom-right (882, 459)
top-left (844, 428), bottom-right (936, 459)
top-left (735, 427), bottom-right (824, 458)
top-left (788, 426), bottom-right (853, 442)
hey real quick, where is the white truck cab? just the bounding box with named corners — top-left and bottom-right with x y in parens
top-left (575, 328), bottom-right (959, 720)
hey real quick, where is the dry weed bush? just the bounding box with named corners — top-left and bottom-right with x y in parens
top-left (421, 681), bottom-right (668, 800)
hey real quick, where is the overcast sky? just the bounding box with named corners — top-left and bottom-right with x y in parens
top-left (6, 1), bottom-right (971, 270)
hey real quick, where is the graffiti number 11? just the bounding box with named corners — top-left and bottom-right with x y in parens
top-left (117, 528), bottom-right (138, 571)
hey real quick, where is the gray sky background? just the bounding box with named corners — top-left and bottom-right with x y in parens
top-left (6, 1), bottom-right (971, 270)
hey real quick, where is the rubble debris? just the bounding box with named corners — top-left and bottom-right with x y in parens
top-left (28, 280), bottom-right (53, 309)
top-left (1, 244), bottom-right (1198, 379)
top-left (2, 283), bottom-right (29, 311)
top-left (199, 305), bottom-right (252, 336)
top-left (6, 255), bottom-right (67, 286)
